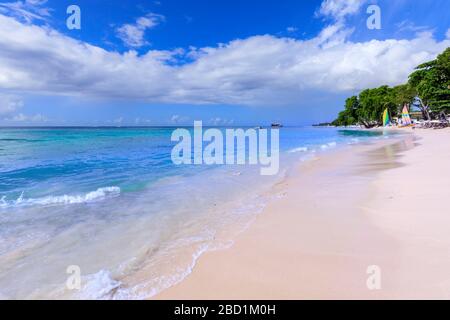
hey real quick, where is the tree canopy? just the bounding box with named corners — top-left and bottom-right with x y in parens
top-left (408, 47), bottom-right (450, 113)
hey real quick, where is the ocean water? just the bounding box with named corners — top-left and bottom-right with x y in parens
top-left (0, 126), bottom-right (392, 299)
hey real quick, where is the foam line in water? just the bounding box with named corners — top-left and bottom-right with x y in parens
top-left (0, 187), bottom-right (120, 208)
top-left (320, 141), bottom-right (337, 149)
top-left (77, 270), bottom-right (122, 300)
top-left (288, 146), bottom-right (308, 153)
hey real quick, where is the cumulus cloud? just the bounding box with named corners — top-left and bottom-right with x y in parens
top-left (0, 94), bottom-right (23, 116)
top-left (116, 13), bottom-right (165, 48)
top-left (0, 11), bottom-right (448, 107)
top-left (447, 28), bottom-right (450, 39)
top-left (0, 0), bottom-right (50, 23)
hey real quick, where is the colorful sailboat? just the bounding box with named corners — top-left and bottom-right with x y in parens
top-left (401, 105), bottom-right (412, 126)
top-left (382, 108), bottom-right (390, 127)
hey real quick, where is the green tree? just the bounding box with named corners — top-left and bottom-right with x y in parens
top-left (332, 96), bottom-right (359, 126)
top-left (357, 86), bottom-right (396, 124)
top-left (408, 47), bottom-right (450, 113)
top-left (392, 84), bottom-right (417, 109)
top-left (332, 47), bottom-right (449, 125)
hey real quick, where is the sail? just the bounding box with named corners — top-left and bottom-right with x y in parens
top-left (401, 105), bottom-right (412, 126)
top-left (382, 109), bottom-right (390, 127)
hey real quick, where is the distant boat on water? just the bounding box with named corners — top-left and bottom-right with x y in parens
top-left (271, 123), bottom-right (283, 128)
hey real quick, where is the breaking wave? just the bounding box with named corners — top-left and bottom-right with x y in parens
top-left (0, 187), bottom-right (121, 208)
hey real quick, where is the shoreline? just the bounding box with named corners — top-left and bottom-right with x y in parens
top-left (155, 128), bottom-right (450, 299)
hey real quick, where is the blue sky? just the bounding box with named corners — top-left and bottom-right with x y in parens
top-left (0, 0), bottom-right (449, 126)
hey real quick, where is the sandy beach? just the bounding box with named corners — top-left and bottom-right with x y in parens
top-left (156, 128), bottom-right (450, 300)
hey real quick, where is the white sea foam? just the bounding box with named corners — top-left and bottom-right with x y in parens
top-left (347, 138), bottom-right (360, 145)
top-left (95, 194), bottom-right (270, 300)
top-left (328, 141), bottom-right (337, 147)
top-left (0, 187), bottom-right (120, 208)
top-left (142, 243), bottom-right (212, 299)
top-left (77, 270), bottom-right (122, 300)
top-left (74, 243), bottom-right (214, 300)
top-left (288, 146), bottom-right (308, 153)
top-left (320, 141), bottom-right (337, 149)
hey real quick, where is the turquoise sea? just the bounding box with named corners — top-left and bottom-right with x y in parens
top-left (0, 126), bottom-right (392, 299)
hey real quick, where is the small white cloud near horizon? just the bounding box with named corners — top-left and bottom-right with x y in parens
top-left (116, 13), bottom-right (165, 48)
top-left (0, 112), bottom-right (48, 124)
top-left (209, 117), bottom-right (234, 126)
top-left (135, 117), bottom-right (152, 125)
top-left (446, 28), bottom-right (450, 39)
top-left (113, 117), bottom-right (123, 124)
top-left (4, 112), bottom-right (47, 122)
top-left (0, 94), bottom-right (24, 117)
top-left (170, 115), bottom-right (190, 124)
top-left (0, 92), bottom-right (49, 123)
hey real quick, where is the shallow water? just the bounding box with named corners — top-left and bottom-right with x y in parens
top-left (0, 126), bottom-right (395, 299)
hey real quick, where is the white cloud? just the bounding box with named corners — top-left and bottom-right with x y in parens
top-left (135, 117), bottom-right (151, 125)
top-left (0, 94), bottom-right (23, 116)
top-left (116, 13), bottom-right (165, 48)
top-left (170, 115), bottom-right (189, 124)
top-left (6, 112), bottom-right (46, 122)
top-left (446, 28), bottom-right (450, 39)
top-left (286, 26), bottom-right (298, 33)
top-left (112, 117), bottom-right (123, 125)
top-left (0, 0), bottom-right (50, 23)
top-left (317, 0), bottom-right (365, 21)
top-left (209, 117), bottom-right (234, 126)
top-left (0, 12), bottom-right (448, 107)
top-left (396, 20), bottom-right (432, 34)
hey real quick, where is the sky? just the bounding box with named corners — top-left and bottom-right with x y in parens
top-left (0, 0), bottom-right (449, 126)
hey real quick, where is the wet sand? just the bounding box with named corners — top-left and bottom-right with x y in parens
top-left (156, 129), bottom-right (450, 299)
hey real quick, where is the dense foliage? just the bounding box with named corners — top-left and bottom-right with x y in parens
top-left (332, 47), bottom-right (450, 126)
top-left (408, 47), bottom-right (450, 113)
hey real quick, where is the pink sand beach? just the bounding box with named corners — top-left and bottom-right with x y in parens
top-left (156, 128), bottom-right (450, 299)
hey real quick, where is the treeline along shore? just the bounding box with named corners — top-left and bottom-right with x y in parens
top-left (332, 47), bottom-right (450, 128)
